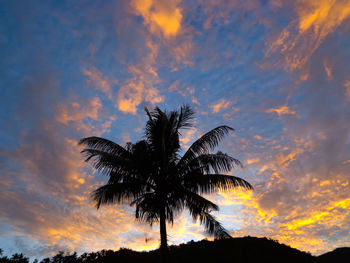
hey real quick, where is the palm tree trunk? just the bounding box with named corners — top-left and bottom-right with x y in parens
top-left (159, 205), bottom-right (168, 262)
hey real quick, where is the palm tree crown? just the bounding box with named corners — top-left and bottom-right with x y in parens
top-left (79, 105), bottom-right (252, 251)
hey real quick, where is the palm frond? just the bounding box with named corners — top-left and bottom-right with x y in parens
top-left (184, 192), bottom-right (231, 239)
top-left (199, 212), bottom-right (232, 239)
top-left (184, 190), bottom-right (219, 213)
top-left (176, 104), bottom-right (195, 130)
top-left (199, 152), bottom-right (242, 173)
top-left (79, 137), bottom-right (130, 157)
top-left (133, 193), bottom-right (160, 225)
top-left (81, 149), bottom-right (133, 175)
top-left (179, 126), bottom-right (234, 167)
top-left (144, 107), bottom-right (181, 163)
top-left (144, 107), bottom-right (152, 122)
top-left (184, 173), bottom-right (253, 194)
top-left (179, 152), bottom-right (242, 175)
top-left (91, 182), bottom-right (141, 208)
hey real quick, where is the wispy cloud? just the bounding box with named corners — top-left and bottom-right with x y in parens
top-left (82, 67), bottom-right (115, 99)
top-left (265, 105), bottom-right (296, 116)
top-left (116, 41), bottom-right (164, 114)
top-left (345, 80), bottom-right (350, 100)
top-left (266, 0), bottom-right (350, 70)
top-left (210, 98), bottom-right (231, 114)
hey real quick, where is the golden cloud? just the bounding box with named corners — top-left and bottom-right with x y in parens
top-left (179, 127), bottom-right (197, 149)
top-left (267, 0), bottom-right (350, 70)
top-left (345, 80), bottom-right (350, 99)
top-left (117, 40), bottom-right (164, 114)
top-left (210, 98), bottom-right (231, 113)
top-left (246, 158), bottom-right (260, 164)
top-left (130, 0), bottom-right (182, 38)
top-left (266, 105), bottom-right (296, 116)
top-left (323, 59), bottom-right (333, 80)
top-left (253, 135), bottom-right (263, 140)
top-left (117, 80), bottom-right (163, 114)
top-left (228, 128), bottom-right (350, 255)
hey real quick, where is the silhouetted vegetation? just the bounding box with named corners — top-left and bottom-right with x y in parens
top-left (317, 247), bottom-right (350, 263)
top-left (79, 105), bottom-right (252, 260)
top-left (1, 237), bottom-right (349, 263)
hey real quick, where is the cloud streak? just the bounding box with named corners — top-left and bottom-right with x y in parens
top-left (266, 0), bottom-right (350, 70)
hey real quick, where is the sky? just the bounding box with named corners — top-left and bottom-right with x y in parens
top-left (1, 0), bottom-right (350, 259)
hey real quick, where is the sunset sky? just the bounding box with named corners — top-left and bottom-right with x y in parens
top-left (1, 0), bottom-right (350, 259)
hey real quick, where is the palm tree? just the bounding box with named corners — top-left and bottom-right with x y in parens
top-left (79, 105), bottom-right (252, 257)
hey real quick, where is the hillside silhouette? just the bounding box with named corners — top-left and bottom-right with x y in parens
top-left (317, 247), bottom-right (350, 263)
top-left (1, 237), bottom-right (349, 263)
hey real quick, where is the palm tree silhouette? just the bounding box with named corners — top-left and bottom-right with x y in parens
top-left (79, 105), bottom-right (252, 259)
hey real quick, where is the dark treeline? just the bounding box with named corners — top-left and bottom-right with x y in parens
top-left (1, 237), bottom-right (349, 263)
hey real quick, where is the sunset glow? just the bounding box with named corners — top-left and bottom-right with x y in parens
top-left (1, 0), bottom-right (350, 259)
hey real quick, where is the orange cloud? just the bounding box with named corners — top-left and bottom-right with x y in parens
top-left (179, 127), bottom-right (197, 149)
top-left (320, 180), bottom-right (331, 186)
top-left (82, 67), bottom-right (115, 99)
top-left (56, 96), bottom-right (116, 136)
top-left (117, 80), bottom-right (163, 114)
top-left (192, 96), bottom-right (200, 105)
top-left (266, 105), bottom-right (296, 116)
top-left (57, 97), bottom-right (102, 125)
top-left (210, 98), bottom-right (231, 113)
top-left (118, 1), bottom-right (194, 114)
top-left (253, 135), bottom-right (263, 140)
top-left (117, 41), bottom-right (164, 114)
top-left (246, 158), bottom-right (260, 164)
top-left (168, 80), bottom-right (195, 97)
top-left (228, 128), bottom-right (350, 255)
top-left (323, 59), bottom-right (333, 80)
top-left (345, 80), bottom-right (350, 100)
top-left (282, 197), bottom-right (350, 235)
top-left (267, 0), bottom-right (350, 70)
top-left (217, 190), bottom-right (276, 224)
top-left (130, 0), bottom-right (182, 38)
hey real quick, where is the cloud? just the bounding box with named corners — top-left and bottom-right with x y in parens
top-left (253, 135), bottom-right (263, 140)
top-left (116, 0), bottom-right (197, 115)
top-left (323, 59), bottom-right (333, 80)
top-left (130, 0), bottom-right (183, 38)
top-left (82, 67), bottom-right (115, 99)
top-left (0, 46), bottom-right (145, 257)
top-left (179, 127), bottom-right (197, 149)
top-left (246, 158), bottom-right (260, 165)
top-left (116, 38), bottom-right (164, 114)
top-left (168, 80), bottom-right (195, 98)
top-left (345, 80), bottom-right (350, 99)
top-left (233, 71), bottom-right (350, 255)
top-left (265, 105), bottom-right (296, 116)
top-left (117, 80), bottom-right (163, 114)
top-left (0, 73), bottom-right (157, 258)
top-left (210, 98), bottom-right (231, 113)
top-left (266, 0), bottom-right (350, 70)
top-left (56, 96), bottom-right (117, 136)
top-left (57, 97), bottom-right (102, 126)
